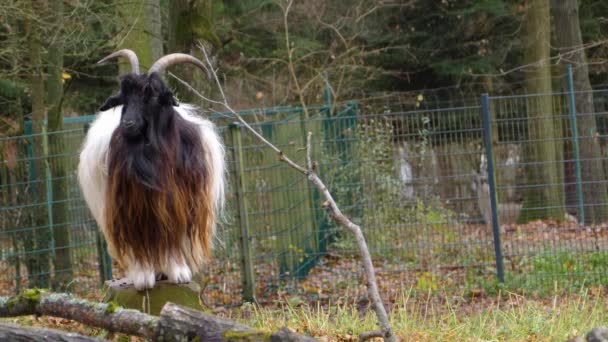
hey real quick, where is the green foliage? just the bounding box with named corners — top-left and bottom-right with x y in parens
top-left (330, 117), bottom-right (456, 263)
top-left (580, 0), bottom-right (608, 40)
top-left (213, 1), bottom-right (280, 60)
top-left (361, 0), bottom-right (524, 90)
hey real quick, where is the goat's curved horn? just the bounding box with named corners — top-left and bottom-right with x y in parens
top-left (97, 49), bottom-right (140, 74)
top-left (149, 53), bottom-right (208, 74)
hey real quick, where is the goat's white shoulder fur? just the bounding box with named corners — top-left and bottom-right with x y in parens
top-left (77, 104), bottom-right (226, 235)
top-left (78, 106), bottom-right (122, 233)
top-left (174, 104), bottom-right (226, 215)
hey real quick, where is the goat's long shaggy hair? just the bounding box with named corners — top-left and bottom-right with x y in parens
top-left (78, 72), bottom-right (224, 289)
top-left (106, 106), bottom-right (211, 271)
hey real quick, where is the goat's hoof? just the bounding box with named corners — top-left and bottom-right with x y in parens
top-left (166, 264), bottom-right (192, 284)
top-left (130, 269), bottom-right (156, 290)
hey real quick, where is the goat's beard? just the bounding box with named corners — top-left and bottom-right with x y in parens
top-left (104, 115), bottom-right (213, 273)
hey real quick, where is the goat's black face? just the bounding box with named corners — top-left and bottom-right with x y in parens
top-left (100, 73), bottom-right (178, 142)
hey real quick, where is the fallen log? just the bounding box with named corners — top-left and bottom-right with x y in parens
top-left (0, 289), bottom-right (316, 341)
top-left (0, 289), bottom-right (158, 339)
top-left (0, 322), bottom-right (101, 342)
top-left (157, 303), bottom-right (316, 341)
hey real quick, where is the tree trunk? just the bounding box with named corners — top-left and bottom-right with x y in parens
top-left (552, 0), bottom-right (608, 224)
top-left (167, 0), bottom-right (220, 104)
top-left (519, 0), bottom-right (565, 222)
top-left (117, 0), bottom-right (163, 73)
top-left (46, 0), bottom-right (73, 288)
top-left (9, 15), bottom-right (25, 292)
top-left (25, 5), bottom-right (51, 289)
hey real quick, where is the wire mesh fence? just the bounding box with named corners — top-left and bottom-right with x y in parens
top-left (1, 69), bottom-right (608, 299)
top-left (0, 119), bottom-right (103, 293)
top-left (489, 87), bottom-right (608, 290)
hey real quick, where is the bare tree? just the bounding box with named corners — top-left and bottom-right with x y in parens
top-left (175, 43), bottom-right (397, 342)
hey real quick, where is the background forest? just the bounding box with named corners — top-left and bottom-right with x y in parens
top-left (1, 0), bottom-right (606, 126)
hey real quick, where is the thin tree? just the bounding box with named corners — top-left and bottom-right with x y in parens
top-left (46, 0), bottom-right (73, 287)
top-left (553, 0), bottom-right (608, 224)
top-left (519, 0), bottom-right (565, 222)
top-left (24, 1), bottom-right (51, 288)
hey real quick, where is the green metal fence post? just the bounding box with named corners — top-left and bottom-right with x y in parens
top-left (96, 234), bottom-right (113, 283)
top-left (311, 78), bottom-right (334, 259)
top-left (229, 122), bottom-right (256, 302)
top-left (566, 64), bottom-right (585, 225)
top-left (481, 94), bottom-right (505, 283)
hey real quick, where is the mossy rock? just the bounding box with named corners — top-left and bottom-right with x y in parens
top-left (103, 278), bottom-right (204, 316)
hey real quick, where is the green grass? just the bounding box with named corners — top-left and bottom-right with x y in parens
top-left (4, 284), bottom-right (607, 341)
top-left (233, 287), bottom-right (606, 341)
top-left (505, 251), bottom-right (608, 295)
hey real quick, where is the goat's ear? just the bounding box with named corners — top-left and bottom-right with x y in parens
top-left (99, 94), bottom-right (123, 111)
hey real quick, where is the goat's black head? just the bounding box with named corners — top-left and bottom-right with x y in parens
top-left (100, 73), bottom-right (178, 141)
top-left (97, 50), bottom-right (207, 142)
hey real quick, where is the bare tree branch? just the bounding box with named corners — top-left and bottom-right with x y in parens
top-left (359, 330), bottom-right (384, 342)
top-left (195, 42), bottom-right (397, 342)
top-left (306, 131), bottom-right (313, 171)
top-left (468, 38), bottom-right (608, 77)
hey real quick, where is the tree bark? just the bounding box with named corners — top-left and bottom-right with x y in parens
top-left (552, 0), bottom-right (608, 224)
top-left (519, 0), bottom-right (565, 222)
top-left (117, 0), bottom-right (163, 73)
top-left (7, 14), bottom-right (25, 292)
top-left (46, 0), bottom-right (73, 288)
top-left (0, 322), bottom-right (100, 342)
top-left (167, 0), bottom-right (220, 105)
top-left (25, 2), bottom-right (51, 289)
top-left (0, 291), bottom-right (159, 339)
top-left (157, 303), bottom-right (316, 341)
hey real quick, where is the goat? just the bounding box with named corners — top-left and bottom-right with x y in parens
top-left (78, 49), bottom-right (225, 290)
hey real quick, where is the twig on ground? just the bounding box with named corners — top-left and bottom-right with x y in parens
top-left (359, 330), bottom-right (384, 341)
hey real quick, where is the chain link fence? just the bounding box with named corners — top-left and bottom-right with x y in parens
top-left (1, 69), bottom-right (608, 299)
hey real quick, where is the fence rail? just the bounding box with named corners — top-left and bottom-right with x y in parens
top-left (1, 68), bottom-right (608, 298)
